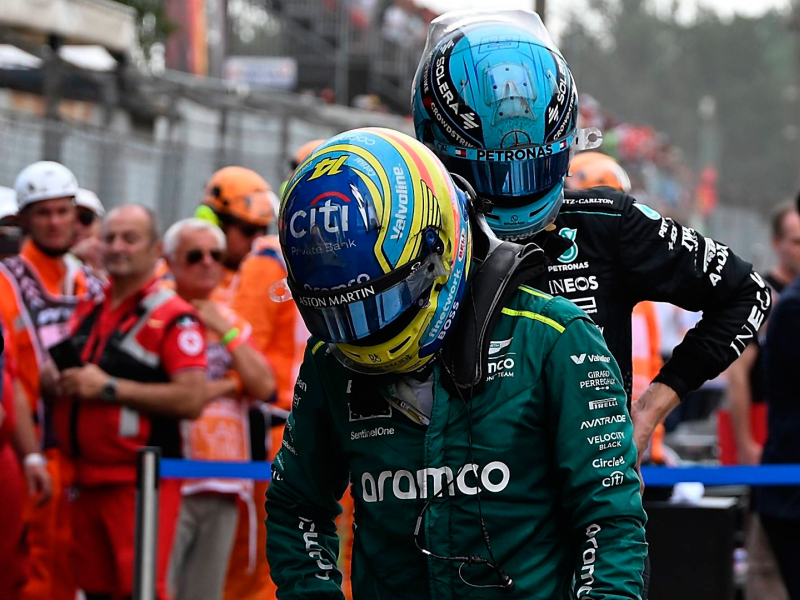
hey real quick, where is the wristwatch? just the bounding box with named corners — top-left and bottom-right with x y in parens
top-left (101, 377), bottom-right (118, 402)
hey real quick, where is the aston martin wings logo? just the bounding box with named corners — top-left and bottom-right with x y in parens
top-left (489, 339), bottom-right (513, 355)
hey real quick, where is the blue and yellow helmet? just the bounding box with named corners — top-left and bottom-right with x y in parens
top-left (412, 10), bottom-right (592, 240)
top-left (279, 128), bottom-right (472, 374)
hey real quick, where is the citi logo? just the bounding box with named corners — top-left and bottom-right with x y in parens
top-left (571, 353), bottom-right (611, 365)
top-left (602, 471), bottom-right (625, 488)
top-left (361, 461), bottom-right (510, 503)
top-left (289, 197), bottom-right (350, 238)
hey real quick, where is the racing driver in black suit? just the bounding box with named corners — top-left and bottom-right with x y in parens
top-left (411, 9), bottom-right (771, 467)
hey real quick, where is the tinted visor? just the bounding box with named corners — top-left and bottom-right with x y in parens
top-left (441, 148), bottom-right (571, 202)
top-left (289, 253), bottom-right (446, 343)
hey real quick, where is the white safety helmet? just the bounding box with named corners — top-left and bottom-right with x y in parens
top-left (0, 187), bottom-right (18, 223)
top-left (75, 188), bottom-right (105, 217)
top-left (14, 161), bottom-right (79, 211)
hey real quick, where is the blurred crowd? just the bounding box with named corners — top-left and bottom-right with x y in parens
top-left (0, 150), bottom-right (313, 600)
top-left (0, 137), bottom-right (798, 600)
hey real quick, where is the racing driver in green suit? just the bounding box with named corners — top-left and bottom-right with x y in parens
top-left (266, 128), bottom-right (646, 599)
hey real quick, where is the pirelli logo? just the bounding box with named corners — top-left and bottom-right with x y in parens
top-left (588, 398), bottom-right (619, 411)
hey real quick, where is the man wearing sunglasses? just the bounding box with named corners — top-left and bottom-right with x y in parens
top-left (70, 188), bottom-right (106, 273)
top-left (53, 204), bottom-right (209, 600)
top-left (196, 167), bottom-right (302, 600)
top-left (0, 162), bottom-right (104, 600)
top-left (162, 218), bottom-right (275, 600)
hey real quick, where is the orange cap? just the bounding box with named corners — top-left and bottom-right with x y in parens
top-left (566, 152), bottom-right (632, 193)
top-left (202, 166), bottom-right (274, 227)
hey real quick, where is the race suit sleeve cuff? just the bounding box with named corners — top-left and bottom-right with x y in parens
top-left (652, 368), bottom-right (693, 401)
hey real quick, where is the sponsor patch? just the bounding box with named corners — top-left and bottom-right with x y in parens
top-left (602, 471), bottom-right (625, 488)
top-left (581, 414), bottom-right (627, 429)
top-left (586, 431), bottom-right (625, 450)
top-left (488, 339), bottom-right (513, 356)
top-left (593, 455), bottom-right (626, 469)
top-left (557, 228), bottom-right (579, 264)
top-left (350, 426), bottom-right (396, 441)
top-left (588, 398), bottom-right (619, 411)
top-left (571, 354), bottom-right (610, 365)
top-left (633, 203), bottom-right (662, 221)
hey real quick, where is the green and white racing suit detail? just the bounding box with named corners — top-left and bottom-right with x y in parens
top-left (267, 286), bottom-right (647, 599)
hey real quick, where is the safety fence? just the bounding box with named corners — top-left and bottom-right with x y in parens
top-left (157, 457), bottom-right (800, 487)
top-left (0, 100), bottom-right (413, 232)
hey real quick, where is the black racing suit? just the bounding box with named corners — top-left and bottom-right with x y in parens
top-left (525, 187), bottom-right (772, 405)
top-left (524, 187), bottom-right (771, 598)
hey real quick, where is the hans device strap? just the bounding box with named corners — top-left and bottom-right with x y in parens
top-left (441, 211), bottom-right (548, 396)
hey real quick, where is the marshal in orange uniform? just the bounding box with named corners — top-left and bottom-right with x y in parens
top-left (0, 162), bottom-right (103, 600)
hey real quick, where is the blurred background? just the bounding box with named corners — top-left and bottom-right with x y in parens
top-left (1, 0), bottom-right (798, 269)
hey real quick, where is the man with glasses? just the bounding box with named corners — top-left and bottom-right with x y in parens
top-left (195, 167), bottom-right (301, 600)
top-left (162, 218), bottom-right (274, 600)
top-left (53, 204), bottom-right (208, 600)
top-left (70, 188), bottom-right (105, 273)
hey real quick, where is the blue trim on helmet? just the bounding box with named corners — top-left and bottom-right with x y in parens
top-left (419, 218), bottom-right (469, 355)
top-left (483, 181), bottom-right (564, 239)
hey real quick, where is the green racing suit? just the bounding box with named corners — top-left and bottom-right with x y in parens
top-left (266, 285), bottom-right (647, 599)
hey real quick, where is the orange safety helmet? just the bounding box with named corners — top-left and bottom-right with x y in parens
top-left (202, 166), bottom-right (275, 227)
top-left (566, 151), bottom-right (632, 193)
top-left (290, 139), bottom-right (325, 171)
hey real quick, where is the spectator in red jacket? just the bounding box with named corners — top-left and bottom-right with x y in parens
top-left (53, 204), bottom-right (208, 600)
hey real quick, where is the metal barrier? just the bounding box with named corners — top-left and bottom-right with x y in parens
top-left (154, 458), bottom-right (800, 487)
top-left (134, 448), bottom-right (161, 600)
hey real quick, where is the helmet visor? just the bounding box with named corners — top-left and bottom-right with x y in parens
top-left (440, 144), bottom-right (572, 201)
top-left (289, 253), bottom-right (446, 344)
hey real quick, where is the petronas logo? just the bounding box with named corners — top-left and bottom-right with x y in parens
top-left (558, 228), bottom-right (578, 263)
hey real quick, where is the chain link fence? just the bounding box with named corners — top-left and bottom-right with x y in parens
top-left (0, 102), bottom-right (412, 230)
top-left (0, 106), bottom-right (770, 270)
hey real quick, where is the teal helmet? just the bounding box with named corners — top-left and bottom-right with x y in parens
top-left (412, 10), bottom-right (600, 239)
